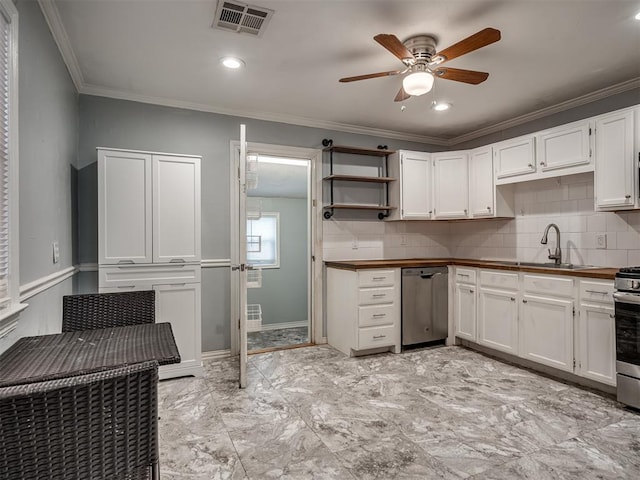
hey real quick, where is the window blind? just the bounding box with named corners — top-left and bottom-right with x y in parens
top-left (0, 12), bottom-right (10, 306)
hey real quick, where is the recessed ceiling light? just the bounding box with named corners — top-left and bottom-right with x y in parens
top-left (432, 102), bottom-right (451, 111)
top-left (220, 56), bottom-right (245, 69)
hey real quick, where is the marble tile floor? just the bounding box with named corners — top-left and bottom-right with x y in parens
top-left (247, 326), bottom-right (309, 351)
top-left (158, 345), bottom-right (640, 479)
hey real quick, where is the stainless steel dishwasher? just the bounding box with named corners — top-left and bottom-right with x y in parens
top-left (402, 267), bottom-right (448, 347)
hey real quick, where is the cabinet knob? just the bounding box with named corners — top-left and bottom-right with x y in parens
top-left (487, 206), bottom-right (491, 211)
top-left (428, 210), bottom-right (433, 214)
top-left (540, 162), bottom-right (546, 166)
top-left (523, 299), bottom-right (528, 303)
top-left (528, 163), bottom-right (534, 168)
top-left (510, 297), bottom-right (515, 301)
top-left (609, 314), bottom-right (615, 319)
top-left (470, 289), bottom-right (474, 293)
top-left (625, 194), bottom-right (632, 199)
top-left (464, 209), bottom-right (468, 214)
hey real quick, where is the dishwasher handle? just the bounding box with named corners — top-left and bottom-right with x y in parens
top-left (420, 272), bottom-right (441, 279)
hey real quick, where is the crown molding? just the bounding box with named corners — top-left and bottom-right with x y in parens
top-left (37, 0), bottom-right (84, 91)
top-left (78, 83), bottom-right (450, 146)
top-left (448, 77), bottom-right (640, 145)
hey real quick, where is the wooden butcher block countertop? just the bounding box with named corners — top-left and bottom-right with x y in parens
top-left (324, 258), bottom-right (618, 280)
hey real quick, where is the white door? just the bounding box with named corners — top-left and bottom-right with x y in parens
top-left (238, 125), bottom-right (249, 388)
top-left (454, 283), bottom-right (476, 341)
top-left (469, 146), bottom-right (494, 218)
top-left (401, 151), bottom-right (432, 219)
top-left (477, 287), bottom-right (518, 354)
top-left (433, 152), bottom-right (469, 219)
top-left (594, 109), bottom-right (635, 210)
top-left (519, 295), bottom-right (574, 372)
top-left (578, 303), bottom-right (616, 385)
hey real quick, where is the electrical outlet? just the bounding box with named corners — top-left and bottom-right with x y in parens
top-left (351, 239), bottom-right (358, 250)
top-left (596, 233), bottom-right (607, 249)
top-left (52, 241), bottom-right (60, 263)
top-left (400, 234), bottom-right (408, 246)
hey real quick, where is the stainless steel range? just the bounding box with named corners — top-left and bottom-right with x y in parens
top-left (614, 267), bottom-right (640, 409)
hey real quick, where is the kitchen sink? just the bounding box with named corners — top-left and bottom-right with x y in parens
top-left (490, 261), bottom-right (599, 270)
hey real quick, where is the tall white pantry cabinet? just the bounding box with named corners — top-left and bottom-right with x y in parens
top-left (97, 148), bottom-right (202, 379)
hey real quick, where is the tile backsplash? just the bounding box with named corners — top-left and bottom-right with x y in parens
top-left (323, 172), bottom-right (640, 268)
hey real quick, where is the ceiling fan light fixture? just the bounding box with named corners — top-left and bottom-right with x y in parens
top-left (220, 56), bottom-right (245, 69)
top-left (402, 71), bottom-right (434, 96)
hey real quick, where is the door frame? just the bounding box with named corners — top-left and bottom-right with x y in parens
top-left (229, 141), bottom-right (323, 357)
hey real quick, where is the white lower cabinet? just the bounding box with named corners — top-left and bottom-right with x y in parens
top-left (520, 294), bottom-right (574, 372)
top-left (99, 265), bottom-right (203, 379)
top-left (327, 267), bottom-right (401, 356)
top-left (577, 280), bottom-right (616, 386)
top-left (478, 287), bottom-right (519, 354)
top-left (454, 268), bottom-right (477, 341)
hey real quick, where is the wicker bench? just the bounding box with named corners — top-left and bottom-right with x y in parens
top-left (0, 361), bottom-right (159, 480)
top-left (62, 290), bottom-right (155, 332)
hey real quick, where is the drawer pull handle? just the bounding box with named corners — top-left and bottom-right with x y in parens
top-left (585, 290), bottom-right (608, 295)
top-left (372, 313), bottom-right (387, 318)
top-left (372, 335), bottom-right (386, 339)
top-left (117, 285), bottom-right (136, 289)
top-left (170, 258), bottom-right (186, 263)
top-left (117, 260), bottom-right (135, 264)
top-left (372, 277), bottom-right (386, 281)
top-left (609, 314), bottom-right (615, 319)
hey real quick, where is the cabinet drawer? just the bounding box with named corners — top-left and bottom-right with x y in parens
top-left (358, 304), bottom-right (396, 327)
top-left (358, 325), bottom-right (396, 350)
top-left (99, 264), bottom-right (201, 288)
top-left (455, 268), bottom-right (476, 284)
top-left (579, 280), bottom-right (614, 305)
top-left (523, 274), bottom-right (573, 298)
top-left (358, 287), bottom-right (396, 306)
top-left (358, 270), bottom-right (395, 288)
top-left (479, 270), bottom-right (518, 290)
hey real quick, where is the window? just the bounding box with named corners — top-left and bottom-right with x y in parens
top-left (246, 212), bottom-right (279, 268)
top-left (0, 0), bottom-right (20, 328)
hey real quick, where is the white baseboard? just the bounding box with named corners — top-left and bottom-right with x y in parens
top-left (201, 349), bottom-right (232, 361)
top-left (259, 320), bottom-right (308, 331)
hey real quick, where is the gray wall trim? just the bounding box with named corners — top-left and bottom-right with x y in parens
top-left (78, 263), bottom-right (98, 272)
top-left (19, 265), bottom-right (77, 302)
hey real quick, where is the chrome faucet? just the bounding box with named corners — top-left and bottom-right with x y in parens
top-left (541, 223), bottom-right (562, 265)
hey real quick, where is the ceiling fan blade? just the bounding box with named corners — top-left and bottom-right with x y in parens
top-left (339, 70), bottom-right (402, 83)
top-left (374, 34), bottom-right (415, 64)
top-left (431, 28), bottom-right (501, 64)
top-left (433, 67), bottom-right (489, 84)
top-left (394, 87), bottom-right (411, 102)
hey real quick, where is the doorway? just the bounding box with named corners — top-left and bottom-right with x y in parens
top-left (230, 142), bottom-right (322, 358)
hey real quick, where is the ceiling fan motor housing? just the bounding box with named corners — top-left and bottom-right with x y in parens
top-left (402, 35), bottom-right (438, 65)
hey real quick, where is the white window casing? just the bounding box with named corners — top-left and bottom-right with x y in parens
top-left (246, 212), bottom-right (280, 269)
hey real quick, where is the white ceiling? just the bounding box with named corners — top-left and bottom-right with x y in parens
top-left (46, 0), bottom-right (640, 144)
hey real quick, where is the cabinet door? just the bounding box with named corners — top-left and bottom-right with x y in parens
top-left (519, 295), bottom-right (573, 372)
top-left (477, 288), bottom-right (518, 354)
top-left (537, 120), bottom-right (591, 172)
top-left (578, 303), bottom-right (616, 386)
top-left (455, 283), bottom-right (476, 341)
top-left (595, 109), bottom-right (635, 210)
top-left (153, 155), bottom-right (201, 263)
top-left (494, 135), bottom-right (536, 180)
top-left (400, 151), bottom-right (432, 219)
top-left (98, 150), bottom-right (152, 264)
top-left (154, 283), bottom-right (202, 377)
top-left (469, 147), bottom-right (494, 218)
top-left (433, 152), bottom-right (469, 219)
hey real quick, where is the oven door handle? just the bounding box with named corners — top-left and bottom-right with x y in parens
top-left (613, 291), bottom-right (640, 305)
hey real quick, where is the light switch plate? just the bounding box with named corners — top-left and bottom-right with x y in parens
top-left (596, 233), bottom-right (607, 249)
top-left (52, 241), bottom-right (60, 263)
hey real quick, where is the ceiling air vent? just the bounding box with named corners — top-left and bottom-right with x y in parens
top-left (213, 1), bottom-right (274, 37)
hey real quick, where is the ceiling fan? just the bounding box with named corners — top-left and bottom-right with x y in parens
top-left (339, 28), bottom-right (501, 102)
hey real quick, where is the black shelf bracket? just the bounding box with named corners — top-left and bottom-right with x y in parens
top-left (322, 138), bottom-right (333, 147)
top-left (323, 208), bottom-right (334, 219)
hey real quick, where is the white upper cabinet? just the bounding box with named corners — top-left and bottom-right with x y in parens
top-left (494, 135), bottom-right (536, 182)
top-left (153, 155), bottom-right (202, 263)
top-left (387, 150), bottom-right (432, 220)
top-left (98, 150), bottom-right (153, 264)
top-left (468, 146), bottom-right (494, 218)
top-left (98, 148), bottom-right (201, 265)
top-left (433, 151), bottom-right (469, 219)
top-left (594, 108), bottom-right (637, 211)
top-left (536, 120), bottom-right (592, 172)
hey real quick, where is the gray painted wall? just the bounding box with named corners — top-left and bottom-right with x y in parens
top-left (247, 197), bottom-right (308, 327)
top-left (0, 0), bottom-right (78, 353)
top-left (76, 95), bottom-right (441, 351)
